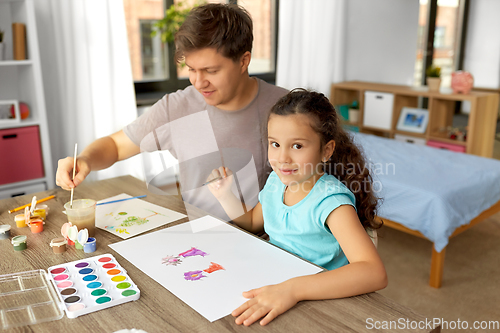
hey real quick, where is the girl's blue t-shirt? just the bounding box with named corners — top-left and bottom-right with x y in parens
top-left (259, 171), bottom-right (356, 271)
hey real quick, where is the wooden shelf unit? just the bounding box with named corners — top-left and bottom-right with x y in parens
top-left (330, 81), bottom-right (499, 157)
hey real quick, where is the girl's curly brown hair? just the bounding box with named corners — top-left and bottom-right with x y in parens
top-left (269, 88), bottom-right (382, 231)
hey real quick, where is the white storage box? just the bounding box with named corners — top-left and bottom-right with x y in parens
top-left (394, 134), bottom-right (426, 146)
top-left (0, 182), bottom-right (46, 199)
top-left (363, 91), bottom-right (394, 130)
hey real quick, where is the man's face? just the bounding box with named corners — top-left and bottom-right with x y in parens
top-left (185, 48), bottom-right (246, 111)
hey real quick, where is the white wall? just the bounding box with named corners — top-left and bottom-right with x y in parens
top-left (464, 0), bottom-right (500, 88)
top-left (344, 0), bottom-right (419, 85)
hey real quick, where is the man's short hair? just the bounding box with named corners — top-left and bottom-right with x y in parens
top-left (174, 3), bottom-right (253, 63)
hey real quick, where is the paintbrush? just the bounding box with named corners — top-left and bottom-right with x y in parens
top-left (70, 143), bottom-right (77, 208)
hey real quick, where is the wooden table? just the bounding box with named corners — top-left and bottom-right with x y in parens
top-left (0, 176), bottom-right (440, 333)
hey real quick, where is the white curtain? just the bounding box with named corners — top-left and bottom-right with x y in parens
top-left (34, 0), bottom-right (142, 184)
top-left (276, 0), bottom-right (346, 97)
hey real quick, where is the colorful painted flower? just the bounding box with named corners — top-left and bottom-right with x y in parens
top-left (184, 270), bottom-right (206, 281)
top-left (203, 262), bottom-right (225, 274)
top-left (161, 255), bottom-right (182, 266)
top-left (178, 247), bottom-right (208, 258)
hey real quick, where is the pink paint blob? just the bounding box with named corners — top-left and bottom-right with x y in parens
top-left (57, 281), bottom-right (73, 289)
top-left (67, 303), bottom-right (85, 312)
top-left (54, 274), bottom-right (69, 281)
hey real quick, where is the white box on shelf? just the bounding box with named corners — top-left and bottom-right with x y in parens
top-left (0, 100), bottom-right (20, 124)
top-left (0, 182), bottom-right (46, 200)
top-left (394, 134), bottom-right (426, 146)
top-left (363, 91), bottom-right (394, 130)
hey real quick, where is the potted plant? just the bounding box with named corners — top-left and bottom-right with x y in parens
top-left (348, 100), bottom-right (360, 124)
top-left (0, 29), bottom-right (5, 61)
top-left (151, 1), bottom-right (206, 44)
top-left (426, 65), bottom-right (441, 92)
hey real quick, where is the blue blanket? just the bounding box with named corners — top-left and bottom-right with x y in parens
top-left (351, 132), bottom-right (500, 252)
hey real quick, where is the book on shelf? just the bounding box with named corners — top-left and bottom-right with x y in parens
top-left (12, 22), bottom-right (26, 60)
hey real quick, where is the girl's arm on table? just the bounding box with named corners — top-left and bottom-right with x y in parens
top-left (232, 205), bottom-right (388, 326)
top-left (207, 167), bottom-right (264, 234)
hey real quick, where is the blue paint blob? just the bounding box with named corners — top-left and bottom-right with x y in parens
top-left (86, 281), bottom-right (102, 289)
top-left (79, 268), bottom-right (94, 275)
top-left (83, 274), bottom-right (97, 282)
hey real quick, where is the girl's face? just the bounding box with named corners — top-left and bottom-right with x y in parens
top-left (267, 114), bottom-right (334, 188)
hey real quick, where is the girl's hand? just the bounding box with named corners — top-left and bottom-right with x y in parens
top-left (206, 167), bottom-right (233, 199)
top-left (232, 282), bottom-right (299, 326)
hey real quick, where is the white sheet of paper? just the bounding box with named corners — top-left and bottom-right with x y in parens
top-left (109, 215), bottom-right (323, 322)
top-left (95, 193), bottom-right (187, 239)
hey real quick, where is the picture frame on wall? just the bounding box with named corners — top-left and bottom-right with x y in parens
top-left (396, 107), bottom-right (429, 134)
top-left (0, 100), bottom-right (21, 124)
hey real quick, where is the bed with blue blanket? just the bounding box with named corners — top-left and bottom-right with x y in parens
top-left (351, 132), bottom-right (500, 287)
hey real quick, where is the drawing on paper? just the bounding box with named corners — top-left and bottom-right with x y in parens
top-left (184, 270), bottom-right (206, 281)
top-left (162, 247), bottom-right (208, 267)
top-left (161, 255), bottom-right (182, 266)
top-left (184, 262), bottom-right (225, 281)
top-left (203, 262), bottom-right (224, 274)
top-left (104, 210), bottom-right (165, 232)
top-left (179, 247), bottom-right (208, 258)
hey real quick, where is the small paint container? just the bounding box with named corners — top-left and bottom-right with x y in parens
top-left (75, 241), bottom-right (83, 250)
top-left (75, 262), bottom-right (89, 268)
top-left (83, 237), bottom-right (96, 253)
top-left (64, 295), bottom-right (81, 304)
top-left (14, 214), bottom-right (27, 228)
top-left (11, 235), bottom-right (27, 251)
top-left (122, 289), bottom-right (138, 297)
top-left (50, 237), bottom-right (67, 254)
top-left (98, 256), bottom-right (112, 263)
top-left (95, 296), bottom-right (112, 304)
top-left (29, 218), bottom-right (44, 233)
top-left (37, 204), bottom-right (49, 216)
top-left (82, 274), bottom-right (98, 282)
top-left (0, 225), bottom-right (11, 239)
top-left (33, 208), bottom-right (46, 220)
top-left (67, 238), bottom-right (75, 246)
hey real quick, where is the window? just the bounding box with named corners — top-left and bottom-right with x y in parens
top-left (123, 0), bottom-right (278, 105)
top-left (414, 0), bottom-right (468, 87)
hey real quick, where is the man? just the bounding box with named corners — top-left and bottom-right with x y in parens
top-left (56, 3), bottom-right (288, 220)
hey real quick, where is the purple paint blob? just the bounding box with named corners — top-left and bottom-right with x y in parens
top-left (178, 247), bottom-right (208, 258)
top-left (184, 270), bottom-right (206, 281)
top-left (75, 262), bottom-right (89, 268)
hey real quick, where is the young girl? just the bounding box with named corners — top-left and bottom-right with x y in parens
top-left (208, 89), bottom-right (387, 327)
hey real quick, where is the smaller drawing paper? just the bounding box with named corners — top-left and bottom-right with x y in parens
top-left (96, 193), bottom-right (187, 239)
top-left (109, 216), bottom-right (323, 322)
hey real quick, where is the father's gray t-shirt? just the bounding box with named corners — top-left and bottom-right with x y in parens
top-left (124, 78), bottom-right (288, 220)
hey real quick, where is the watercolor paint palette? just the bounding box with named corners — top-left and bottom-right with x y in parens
top-left (47, 253), bottom-right (140, 318)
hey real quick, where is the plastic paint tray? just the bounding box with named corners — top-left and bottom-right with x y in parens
top-left (0, 254), bottom-right (140, 329)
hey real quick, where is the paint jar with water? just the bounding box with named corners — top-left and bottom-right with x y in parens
top-left (64, 199), bottom-right (96, 237)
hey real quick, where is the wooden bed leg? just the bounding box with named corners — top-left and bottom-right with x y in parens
top-left (429, 246), bottom-right (446, 288)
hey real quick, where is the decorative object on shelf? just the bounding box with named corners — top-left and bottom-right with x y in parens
top-left (9, 102), bottom-right (30, 120)
top-left (348, 100), bottom-right (360, 124)
top-left (0, 29), bottom-right (5, 60)
top-left (12, 22), bottom-right (26, 60)
top-left (0, 100), bottom-right (20, 124)
top-left (451, 71), bottom-right (474, 94)
top-left (426, 65), bottom-right (441, 92)
top-left (446, 126), bottom-right (467, 142)
top-left (396, 107), bottom-right (429, 134)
